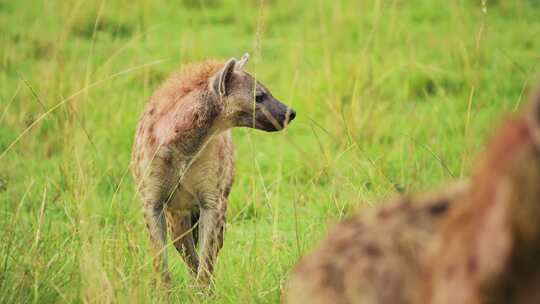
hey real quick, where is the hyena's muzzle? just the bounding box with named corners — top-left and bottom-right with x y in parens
top-left (255, 96), bottom-right (296, 132)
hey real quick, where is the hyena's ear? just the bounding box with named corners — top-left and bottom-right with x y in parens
top-left (212, 58), bottom-right (237, 97)
top-left (235, 53), bottom-right (250, 70)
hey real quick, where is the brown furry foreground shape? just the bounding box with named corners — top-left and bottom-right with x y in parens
top-left (131, 54), bottom-right (295, 286)
top-left (286, 90), bottom-right (540, 303)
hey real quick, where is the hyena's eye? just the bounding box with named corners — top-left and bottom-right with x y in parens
top-left (255, 92), bottom-right (266, 103)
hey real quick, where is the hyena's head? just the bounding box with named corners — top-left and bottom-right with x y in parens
top-left (210, 54), bottom-right (296, 132)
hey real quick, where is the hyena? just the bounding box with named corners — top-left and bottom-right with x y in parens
top-left (131, 54), bottom-right (295, 286)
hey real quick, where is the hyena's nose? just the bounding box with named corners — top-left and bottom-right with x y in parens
top-left (288, 109), bottom-right (296, 122)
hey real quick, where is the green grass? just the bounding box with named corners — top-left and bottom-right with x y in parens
top-left (1, 0), bottom-right (540, 302)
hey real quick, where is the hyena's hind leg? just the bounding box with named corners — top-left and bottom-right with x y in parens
top-left (167, 209), bottom-right (199, 275)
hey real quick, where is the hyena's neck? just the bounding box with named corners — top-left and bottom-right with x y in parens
top-left (159, 91), bottom-right (224, 157)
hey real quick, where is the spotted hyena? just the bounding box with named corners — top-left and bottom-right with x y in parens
top-left (131, 54), bottom-right (296, 286)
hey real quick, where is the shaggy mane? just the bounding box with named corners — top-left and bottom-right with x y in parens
top-left (170, 59), bottom-right (225, 93)
top-left (150, 59), bottom-right (226, 114)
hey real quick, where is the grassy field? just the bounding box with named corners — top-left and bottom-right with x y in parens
top-left (1, 0), bottom-right (540, 302)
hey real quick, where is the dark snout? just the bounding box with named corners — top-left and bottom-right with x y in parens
top-left (257, 97), bottom-right (296, 132)
top-left (279, 108), bottom-right (296, 126)
top-left (288, 109), bottom-right (297, 121)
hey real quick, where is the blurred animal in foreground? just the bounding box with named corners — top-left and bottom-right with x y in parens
top-left (286, 89), bottom-right (540, 304)
top-left (131, 53), bottom-right (296, 287)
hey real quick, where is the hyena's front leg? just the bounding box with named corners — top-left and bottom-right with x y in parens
top-left (196, 194), bottom-right (227, 286)
top-left (143, 200), bottom-right (170, 285)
